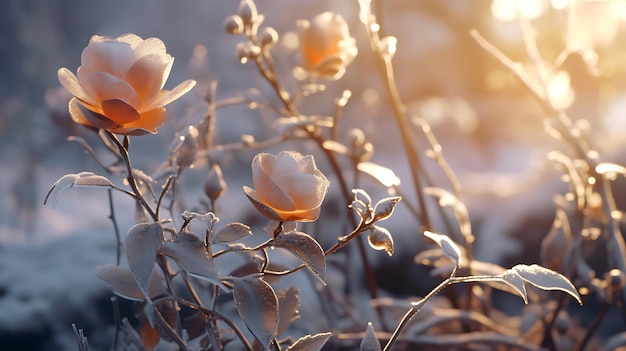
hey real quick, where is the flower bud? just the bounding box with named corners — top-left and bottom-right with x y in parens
top-left (259, 27), bottom-right (279, 48)
top-left (224, 15), bottom-right (244, 35)
top-left (238, 0), bottom-right (258, 26)
top-left (204, 166), bottom-right (227, 204)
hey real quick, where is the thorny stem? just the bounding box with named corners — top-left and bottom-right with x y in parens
top-left (105, 131), bottom-right (158, 222)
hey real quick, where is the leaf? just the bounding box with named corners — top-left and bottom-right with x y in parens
top-left (232, 275), bottom-right (279, 349)
top-left (497, 269), bottom-right (528, 304)
top-left (286, 332), bottom-right (333, 351)
top-left (424, 231), bottom-right (461, 266)
top-left (212, 222), bottom-right (253, 243)
top-left (96, 264), bottom-right (166, 302)
top-left (512, 264), bottom-right (582, 305)
top-left (273, 231), bottom-right (326, 284)
top-left (360, 322), bottom-right (381, 351)
top-left (126, 222), bottom-right (164, 303)
top-left (357, 162), bottom-right (401, 187)
top-left (44, 172), bottom-right (115, 207)
top-left (367, 226), bottom-right (394, 256)
top-left (371, 196), bottom-right (402, 222)
top-left (277, 287), bottom-right (301, 336)
top-left (160, 231), bottom-right (225, 289)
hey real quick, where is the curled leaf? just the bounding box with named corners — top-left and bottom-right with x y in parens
top-left (424, 231), bottom-right (461, 266)
top-left (286, 332), bottom-right (333, 351)
top-left (44, 172), bottom-right (115, 207)
top-left (367, 226), bottom-right (394, 256)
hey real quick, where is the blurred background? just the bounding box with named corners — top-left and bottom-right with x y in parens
top-left (3, 0), bottom-right (626, 349)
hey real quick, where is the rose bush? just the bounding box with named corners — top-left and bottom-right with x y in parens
top-left (297, 12), bottom-right (357, 80)
top-left (243, 151), bottom-right (330, 222)
top-left (57, 34), bottom-right (196, 135)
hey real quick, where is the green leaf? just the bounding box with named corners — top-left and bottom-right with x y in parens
top-left (512, 264), bottom-right (582, 305)
top-left (232, 275), bottom-right (279, 349)
top-left (273, 231), bottom-right (326, 284)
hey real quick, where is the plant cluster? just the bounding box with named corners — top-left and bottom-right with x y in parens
top-left (46, 1), bottom-right (626, 350)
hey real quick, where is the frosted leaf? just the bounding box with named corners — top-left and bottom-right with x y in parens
top-left (96, 264), bottom-right (166, 302)
top-left (160, 231), bottom-right (225, 289)
top-left (126, 222), bottom-right (164, 303)
top-left (286, 332), bottom-right (333, 351)
top-left (232, 275), bottom-right (279, 349)
top-left (357, 162), bottom-right (400, 187)
top-left (424, 231), bottom-right (461, 266)
top-left (367, 226), bottom-right (394, 256)
top-left (360, 322), bottom-right (381, 351)
top-left (512, 264), bottom-right (582, 305)
top-left (274, 231), bottom-right (326, 284)
top-left (497, 269), bottom-right (528, 304)
top-left (44, 172), bottom-right (115, 208)
top-left (371, 196), bottom-right (402, 222)
top-left (211, 222), bottom-right (252, 243)
top-left (277, 287), bottom-right (301, 336)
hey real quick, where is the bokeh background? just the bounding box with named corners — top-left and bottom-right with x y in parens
top-left (3, 0), bottom-right (626, 349)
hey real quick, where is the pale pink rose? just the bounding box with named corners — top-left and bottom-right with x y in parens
top-left (298, 12), bottom-right (357, 80)
top-left (57, 34), bottom-right (196, 135)
top-left (243, 151), bottom-right (330, 222)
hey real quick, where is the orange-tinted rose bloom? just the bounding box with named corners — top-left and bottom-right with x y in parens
top-left (57, 34), bottom-right (196, 135)
top-left (244, 151), bottom-right (330, 222)
top-left (298, 12), bottom-right (357, 80)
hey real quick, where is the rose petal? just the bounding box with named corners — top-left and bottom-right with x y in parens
top-left (69, 98), bottom-right (119, 130)
top-left (295, 154), bottom-right (316, 173)
top-left (115, 107), bottom-right (166, 135)
top-left (279, 207), bottom-right (322, 222)
top-left (272, 152), bottom-right (301, 176)
top-left (81, 36), bottom-right (137, 76)
top-left (114, 33), bottom-right (144, 48)
top-left (243, 187), bottom-right (283, 221)
top-left (252, 156), bottom-right (296, 211)
top-left (101, 99), bottom-right (141, 125)
top-left (124, 54), bottom-right (171, 103)
top-left (142, 79), bottom-right (196, 111)
top-left (57, 68), bottom-right (99, 107)
top-left (275, 173), bottom-right (328, 209)
top-left (77, 67), bottom-right (141, 110)
top-left (133, 37), bottom-right (168, 58)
